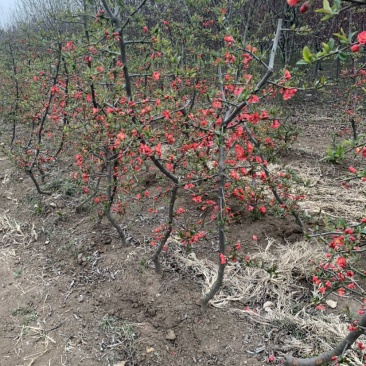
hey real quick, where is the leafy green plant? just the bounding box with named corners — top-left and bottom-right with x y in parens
top-left (322, 143), bottom-right (347, 163)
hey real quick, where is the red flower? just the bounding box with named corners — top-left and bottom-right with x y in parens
top-left (357, 31), bottom-right (366, 45)
top-left (212, 100), bottom-right (222, 109)
top-left (271, 120), bottom-right (281, 129)
top-left (315, 304), bottom-right (326, 311)
top-left (247, 142), bottom-right (253, 154)
top-left (224, 35), bottom-right (234, 46)
top-left (349, 166), bottom-right (357, 174)
top-left (220, 253), bottom-right (227, 265)
top-left (287, 0), bottom-right (299, 6)
top-left (192, 195), bottom-right (202, 203)
top-left (152, 71), bottom-right (160, 81)
top-left (351, 44), bottom-right (360, 52)
top-left (336, 257), bottom-right (347, 269)
top-left (259, 206), bottom-right (266, 214)
top-left (282, 88), bottom-right (297, 100)
top-left (300, 2), bottom-right (309, 13)
top-left (248, 95), bottom-right (259, 103)
top-left (284, 70), bottom-right (291, 80)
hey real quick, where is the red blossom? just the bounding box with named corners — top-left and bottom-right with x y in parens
top-left (220, 253), bottom-right (227, 265)
top-left (224, 35), bottom-right (234, 46)
top-left (245, 44), bottom-right (257, 53)
top-left (152, 71), bottom-right (160, 81)
top-left (282, 88), bottom-right (297, 100)
top-left (338, 288), bottom-right (346, 296)
top-left (212, 100), bottom-right (222, 109)
top-left (300, 2), bottom-right (309, 13)
top-left (315, 304), bottom-right (326, 311)
top-left (192, 195), bottom-right (202, 203)
top-left (248, 95), bottom-right (259, 103)
top-left (271, 120), bottom-right (281, 129)
top-left (287, 0), bottom-right (299, 6)
top-left (175, 207), bottom-right (185, 215)
top-left (357, 31), bottom-right (366, 45)
top-left (351, 44), bottom-right (360, 52)
top-left (349, 166), bottom-right (357, 173)
top-left (336, 257), bottom-right (347, 269)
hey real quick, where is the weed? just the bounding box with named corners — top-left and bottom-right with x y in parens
top-left (322, 143), bottom-right (347, 163)
top-left (12, 306), bottom-right (38, 326)
top-left (12, 269), bottom-right (23, 278)
top-left (44, 178), bottom-right (79, 197)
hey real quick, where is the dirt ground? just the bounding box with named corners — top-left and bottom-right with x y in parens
top-left (1, 87), bottom-right (365, 366)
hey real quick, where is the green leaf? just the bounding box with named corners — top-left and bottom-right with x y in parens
top-left (333, 0), bottom-right (341, 11)
top-left (302, 46), bottom-right (313, 63)
top-left (323, 0), bottom-right (332, 12)
top-left (328, 38), bottom-right (335, 50)
top-left (320, 14), bottom-right (333, 21)
top-left (338, 52), bottom-right (347, 61)
top-left (315, 9), bottom-right (332, 14)
top-left (321, 42), bottom-right (330, 53)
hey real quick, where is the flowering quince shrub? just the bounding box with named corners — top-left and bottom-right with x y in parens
top-left (0, 0), bottom-right (365, 363)
top-left (280, 1), bottom-right (366, 366)
top-left (0, 33), bottom-right (70, 194)
top-left (310, 219), bottom-right (366, 306)
top-left (0, 0), bottom-right (306, 309)
top-left (93, 3), bottom-right (307, 309)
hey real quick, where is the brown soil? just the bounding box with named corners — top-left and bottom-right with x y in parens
top-left (0, 87), bottom-right (365, 366)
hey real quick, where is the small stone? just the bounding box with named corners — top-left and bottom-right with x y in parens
top-left (166, 329), bottom-right (176, 341)
top-left (326, 299), bottom-right (337, 309)
top-left (49, 202), bottom-right (57, 208)
top-left (77, 253), bottom-right (85, 265)
top-left (263, 301), bottom-right (275, 310)
top-left (113, 362), bottom-right (126, 366)
top-left (146, 347), bottom-right (155, 353)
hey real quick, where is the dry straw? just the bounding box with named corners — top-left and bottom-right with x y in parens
top-left (169, 237), bottom-right (366, 362)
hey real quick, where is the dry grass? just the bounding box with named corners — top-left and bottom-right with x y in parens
top-left (281, 162), bottom-right (366, 223)
top-left (169, 237), bottom-right (366, 363)
top-left (0, 214), bottom-right (37, 246)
